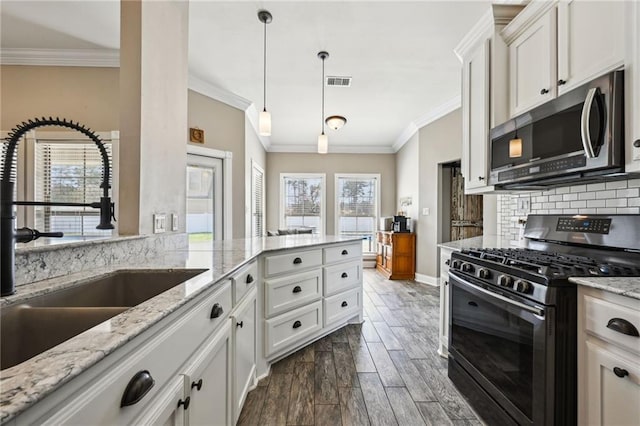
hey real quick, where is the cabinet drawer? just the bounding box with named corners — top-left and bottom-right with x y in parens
top-left (264, 269), bottom-right (322, 318)
top-left (232, 260), bottom-right (258, 305)
top-left (324, 243), bottom-right (362, 264)
top-left (324, 287), bottom-right (361, 327)
top-left (264, 249), bottom-right (322, 277)
top-left (40, 281), bottom-right (232, 425)
top-left (323, 261), bottom-right (361, 296)
top-left (265, 301), bottom-right (322, 357)
top-left (584, 294), bottom-right (640, 356)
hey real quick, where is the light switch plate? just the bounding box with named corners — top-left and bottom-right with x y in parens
top-left (171, 214), bottom-right (179, 231)
top-left (422, 208), bottom-right (430, 216)
top-left (153, 214), bottom-right (166, 234)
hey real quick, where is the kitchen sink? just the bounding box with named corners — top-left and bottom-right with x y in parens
top-left (0, 268), bottom-right (207, 370)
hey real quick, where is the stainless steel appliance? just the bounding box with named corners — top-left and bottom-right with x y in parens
top-left (392, 215), bottom-right (408, 233)
top-left (379, 217), bottom-right (393, 231)
top-left (489, 71), bottom-right (626, 189)
top-left (447, 214), bottom-right (640, 425)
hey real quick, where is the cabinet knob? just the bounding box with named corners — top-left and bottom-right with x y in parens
top-left (540, 88), bottom-right (549, 95)
top-left (606, 318), bottom-right (639, 337)
top-left (191, 379), bottom-right (203, 391)
top-left (292, 285), bottom-right (302, 293)
top-left (634, 139), bottom-right (640, 148)
top-left (613, 367), bottom-right (629, 378)
top-left (558, 79), bottom-right (567, 86)
top-left (478, 176), bottom-right (485, 181)
top-left (341, 272), bottom-right (348, 278)
top-left (468, 301), bottom-right (478, 307)
top-left (178, 396), bottom-right (191, 410)
top-left (341, 301), bottom-right (348, 307)
top-left (210, 303), bottom-right (224, 319)
top-left (293, 257), bottom-right (302, 265)
top-left (445, 259), bottom-right (450, 266)
top-left (237, 321), bottom-right (244, 328)
top-left (293, 320), bottom-right (302, 329)
top-left (121, 370), bottom-right (155, 407)
top-left (341, 249), bottom-right (349, 255)
top-left (246, 274), bottom-right (254, 284)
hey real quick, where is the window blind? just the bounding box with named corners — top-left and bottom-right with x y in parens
top-left (336, 176), bottom-right (378, 251)
top-left (282, 176), bottom-right (323, 233)
top-left (252, 165), bottom-right (264, 237)
top-left (35, 139), bottom-right (113, 236)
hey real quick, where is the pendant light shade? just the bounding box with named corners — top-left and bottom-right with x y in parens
top-left (318, 51), bottom-right (329, 154)
top-left (258, 10), bottom-right (272, 136)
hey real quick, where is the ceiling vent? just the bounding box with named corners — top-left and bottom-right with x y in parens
top-left (326, 76), bottom-right (352, 87)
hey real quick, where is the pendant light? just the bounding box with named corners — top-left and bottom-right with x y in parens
top-left (509, 127), bottom-right (522, 158)
top-left (258, 10), bottom-right (272, 136)
top-left (318, 51), bottom-right (329, 154)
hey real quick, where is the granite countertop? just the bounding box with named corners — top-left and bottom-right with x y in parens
top-left (437, 236), bottom-right (640, 301)
top-left (0, 234), bottom-right (361, 424)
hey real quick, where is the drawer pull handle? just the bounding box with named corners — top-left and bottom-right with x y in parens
top-left (606, 318), bottom-right (640, 337)
top-left (191, 379), bottom-right (203, 391)
top-left (178, 396), bottom-right (191, 410)
top-left (292, 285), bottom-right (302, 293)
top-left (293, 320), bottom-right (302, 329)
top-left (246, 274), bottom-right (254, 284)
top-left (342, 249), bottom-right (349, 255)
top-left (121, 370), bottom-right (155, 407)
top-left (237, 320), bottom-right (244, 328)
top-left (210, 303), bottom-right (224, 319)
top-left (613, 367), bottom-right (629, 378)
top-left (341, 272), bottom-right (348, 278)
top-left (293, 257), bottom-right (302, 265)
top-left (341, 301), bottom-right (348, 307)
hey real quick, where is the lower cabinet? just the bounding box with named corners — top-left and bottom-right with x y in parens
top-left (232, 287), bottom-right (257, 424)
top-left (438, 247), bottom-right (455, 358)
top-left (133, 375), bottom-right (187, 426)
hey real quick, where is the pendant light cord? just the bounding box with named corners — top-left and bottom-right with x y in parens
top-left (263, 20), bottom-right (267, 112)
top-left (321, 56), bottom-right (325, 135)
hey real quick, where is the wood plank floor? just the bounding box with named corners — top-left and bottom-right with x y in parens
top-left (238, 269), bottom-right (482, 426)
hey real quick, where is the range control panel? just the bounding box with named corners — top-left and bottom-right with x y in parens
top-left (556, 217), bottom-right (612, 234)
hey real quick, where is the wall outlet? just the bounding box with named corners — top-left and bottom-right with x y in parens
top-left (153, 214), bottom-right (166, 234)
top-left (422, 208), bottom-right (430, 216)
top-left (171, 214), bottom-right (179, 231)
top-left (516, 198), bottom-right (531, 214)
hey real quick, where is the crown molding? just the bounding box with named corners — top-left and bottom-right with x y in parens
top-left (501, 0), bottom-right (556, 44)
top-left (188, 74), bottom-right (252, 111)
top-left (392, 95), bottom-right (461, 153)
top-left (268, 143), bottom-right (395, 154)
top-left (0, 48), bottom-right (119, 67)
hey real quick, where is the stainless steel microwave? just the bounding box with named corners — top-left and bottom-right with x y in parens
top-left (489, 71), bottom-right (625, 189)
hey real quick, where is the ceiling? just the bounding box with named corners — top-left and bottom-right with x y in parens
top-left (1, 1), bottom-right (492, 153)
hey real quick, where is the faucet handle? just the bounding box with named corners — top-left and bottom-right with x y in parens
top-left (15, 227), bottom-right (64, 243)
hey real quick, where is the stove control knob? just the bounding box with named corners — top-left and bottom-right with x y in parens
top-left (477, 268), bottom-right (491, 279)
top-left (461, 263), bottom-right (475, 273)
top-left (451, 260), bottom-right (462, 269)
top-left (515, 280), bottom-right (532, 294)
top-left (497, 275), bottom-right (513, 288)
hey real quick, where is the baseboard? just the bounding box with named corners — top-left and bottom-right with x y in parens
top-left (415, 273), bottom-right (438, 286)
top-left (363, 260), bottom-right (376, 268)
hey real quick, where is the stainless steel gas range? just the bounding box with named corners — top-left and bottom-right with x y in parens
top-left (447, 214), bottom-right (640, 426)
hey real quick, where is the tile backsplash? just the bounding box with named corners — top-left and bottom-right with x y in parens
top-left (497, 178), bottom-right (640, 242)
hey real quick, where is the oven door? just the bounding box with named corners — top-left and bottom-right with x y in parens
top-left (448, 271), bottom-right (553, 426)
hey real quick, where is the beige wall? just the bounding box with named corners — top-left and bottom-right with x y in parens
top-left (245, 118), bottom-right (267, 236)
top-left (395, 132), bottom-right (420, 222)
top-left (418, 109), bottom-right (462, 278)
top-left (187, 90), bottom-right (247, 238)
top-left (1, 65), bottom-right (119, 131)
top-left (265, 153), bottom-right (396, 235)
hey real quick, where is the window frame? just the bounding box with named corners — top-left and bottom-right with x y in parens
top-left (251, 160), bottom-right (265, 237)
top-left (334, 173), bottom-right (381, 253)
top-left (279, 172), bottom-right (326, 235)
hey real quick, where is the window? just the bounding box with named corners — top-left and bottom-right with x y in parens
top-left (280, 173), bottom-right (325, 234)
top-left (335, 174), bottom-right (380, 253)
top-left (251, 161), bottom-right (265, 237)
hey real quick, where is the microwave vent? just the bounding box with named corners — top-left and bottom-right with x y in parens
top-left (326, 76), bottom-right (352, 87)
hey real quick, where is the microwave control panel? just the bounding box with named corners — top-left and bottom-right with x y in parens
top-left (556, 217), bottom-right (612, 234)
top-left (496, 155), bottom-right (587, 182)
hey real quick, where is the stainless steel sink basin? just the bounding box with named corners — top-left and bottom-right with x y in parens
top-left (1, 268), bottom-right (207, 370)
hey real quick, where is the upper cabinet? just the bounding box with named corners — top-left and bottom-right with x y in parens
top-left (626, 0), bottom-right (640, 173)
top-left (503, 0), bottom-right (625, 118)
top-left (455, 5), bottom-right (523, 193)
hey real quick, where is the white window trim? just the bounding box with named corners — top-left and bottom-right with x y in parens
top-left (279, 172), bottom-right (326, 235)
top-left (334, 173), bottom-right (381, 251)
top-left (250, 159), bottom-right (265, 237)
top-left (187, 144), bottom-right (233, 240)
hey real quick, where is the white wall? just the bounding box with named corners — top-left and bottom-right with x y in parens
top-left (395, 132), bottom-right (420, 223)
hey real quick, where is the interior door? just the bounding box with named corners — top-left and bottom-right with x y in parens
top-left (186, 154), bottom-right (223, 248)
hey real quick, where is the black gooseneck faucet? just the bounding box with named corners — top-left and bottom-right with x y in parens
top-left (1, 117), bottom-right (115, 296)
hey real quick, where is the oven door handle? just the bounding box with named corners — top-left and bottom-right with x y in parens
top-left (580, 87), bottom-right (600, 159)
top-left (450, 271), bottom-right (545, 317)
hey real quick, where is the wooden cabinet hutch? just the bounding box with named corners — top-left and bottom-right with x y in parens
top-left (375, 231), bottom-right (416, 280)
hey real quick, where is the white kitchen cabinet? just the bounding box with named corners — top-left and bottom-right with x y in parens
top-left (438, 246), bottom-right (455, 357)
top-left (626, 0), bottom-right (640, 173)
top-left (232, 287), bottom-right (256, 424)
top-left (455, 5), bottom-right (522, 193)
top-left (132, 375), bottom-right (187, 426)
top-left (578, 286), bottom-right (640, 426)
top-left (503, 0), bottom-right (625, 118)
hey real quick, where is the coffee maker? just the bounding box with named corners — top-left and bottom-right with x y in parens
top-left (392, 215), bottom-right (408, 232)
